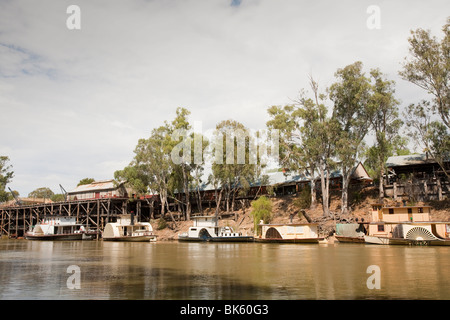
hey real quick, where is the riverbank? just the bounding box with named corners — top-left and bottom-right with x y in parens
top-left (152, 187), bottom-right (450, 241)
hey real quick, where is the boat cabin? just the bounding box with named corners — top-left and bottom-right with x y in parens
top-left (185, 216), bottom-right (219, 238)
top-left (34, 217), bottom-right (84, 234)
top-left (258, 223), bottom-right (323, 243)
top-left (102, 214), bottom-right (155, 241)
top-left (25, 216), bottom-right (91, 240)
top-left (370, 203), bottom-right (431, 223)
top-left (368, 204), bottom-right (449, 240)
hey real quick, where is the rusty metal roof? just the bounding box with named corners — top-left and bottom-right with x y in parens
top-left (68, 180), bottom-right (121, 194)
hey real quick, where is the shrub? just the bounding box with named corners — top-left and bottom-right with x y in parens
top-left (293, 187), bottom-right (311, 209)
top-left (250, 196), bottom-right (273, 235)
top-left (157, 217), bottom-right (167, 230)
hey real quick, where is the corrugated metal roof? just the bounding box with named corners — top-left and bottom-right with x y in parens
top-left (68, 180), bottom-right (121, 194)
top-left (386, 153), bottom-right (437, 167)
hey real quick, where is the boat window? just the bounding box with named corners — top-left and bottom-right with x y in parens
top-left (418, 207), bottom-right (423, 213)
top-left (407, 208), bottom-right (412, 214)
top-left (377, 224), bottom-right (384, 232)
top-left (388, 208), bottom-right (394, 214)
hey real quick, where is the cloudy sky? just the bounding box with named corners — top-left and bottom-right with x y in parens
top-left (0, 0), bottom-right (448, 196)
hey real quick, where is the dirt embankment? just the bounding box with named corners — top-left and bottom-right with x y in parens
top-left (152, 187), bottom-right (450, 241)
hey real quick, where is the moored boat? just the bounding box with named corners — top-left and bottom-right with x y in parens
top-left (255, 222), bottom-right (324, 243)
top-left (363, 203), bottom-right (450, 246)
top-left (102, 214), bottom-right (156, 242)
top-left (335, 221), bottom-right (367, 243)
top-left (25, 217), bottom-right (95, 241)
top-left (178, 216), bottom-right (254, 242)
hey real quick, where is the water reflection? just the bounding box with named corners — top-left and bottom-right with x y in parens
top-left (0, 240), bottom-right (448, 299)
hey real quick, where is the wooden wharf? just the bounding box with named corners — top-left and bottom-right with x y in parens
top-left (0, 197), bottom-right (153, 239)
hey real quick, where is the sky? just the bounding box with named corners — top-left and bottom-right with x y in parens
top-left (0, 0), bottom-right (448, 196)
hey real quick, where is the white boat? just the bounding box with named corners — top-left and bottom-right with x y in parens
top-left (102, 214), bottom-right (156, 242)
top-left (178, 216), bottom-right (254, 242)
top-left (25, 217), bottom-right (97, 241)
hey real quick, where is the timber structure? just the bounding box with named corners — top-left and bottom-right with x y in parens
top-left (0, 197), bottom-right (157, 239)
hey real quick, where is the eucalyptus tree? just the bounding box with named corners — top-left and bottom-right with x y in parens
top-left (169, 107), bottom-right (193, 220)
top-left (400, 18), bottom-right (450, 181)
top-left (190, 132), bottom-right (209, 214)
top-left (399, 17), bottom-right (449, 129)
top-left (366, 69), bottom-right (405, 200)
top-left (0, 156), bottom-right (14, 202)
top-left (267, 77), bottom-right (337, 217)
top-left (115, 125), bottom-right (177, 224)
top-left (28, 187), bottom-right (54, 199)
top-left (210, 119), bottom-right (256, 214)
top-left (329, 61), bottom-right (373, 215)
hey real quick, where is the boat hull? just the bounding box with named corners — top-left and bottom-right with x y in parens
top-left (25, 233), bottom-right (84, 241)
top-left (103, 235), bottom-right (156, 242)
top-left (178, 236), bottom-right (254, 242)
top-left (254, 237), bottom-right (324, 244)
top-left (364, 235), bottom-right (450, 246)
top-left (335, 235), bottom-right (365, 243)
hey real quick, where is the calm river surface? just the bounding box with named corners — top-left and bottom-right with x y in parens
top-left (0, 239), bottom-right (449, 300)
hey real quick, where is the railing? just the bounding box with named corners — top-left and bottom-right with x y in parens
top-left (384, 179), bottom-right (449, 201)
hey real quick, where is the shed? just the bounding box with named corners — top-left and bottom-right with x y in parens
top-left (386, 153), bottom-right (449, 179)
top-left (67, 180), bottom-right (128, 200)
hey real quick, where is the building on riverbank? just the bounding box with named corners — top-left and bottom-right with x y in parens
top-left (67, 180), bottom-right (128, 201)
top-left (383, 153), bottom-right (450, 200)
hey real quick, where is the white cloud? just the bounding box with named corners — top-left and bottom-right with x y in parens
top-left (0, 0), bottom-right (448, 195)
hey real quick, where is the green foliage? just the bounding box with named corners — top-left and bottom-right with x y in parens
top-left (399, 17), bottom-right (449, 130)
top-left (51, 194), bottom-right (66, 202)
top-left (267, 78), bottom-right (337, 217)
top-left (250, 196), bottom-right (272, 235)
top-left (400, 18), bottom-right (450, 181)
top-left (404, 101), bottom-right (450, 181)
top-left (77, 178), bottom-right (95, 186)
top-left (114, 107), bottom-right (209, 220)
top-left (156, 217), bottom-right (167, 230)
top-left (0, 156), bottom-right (14, 202)
top-left (210, 119), bottom-right (258, 212)
top-left (293, 187), bottom-right (311, 210)
top-left (28, 187), bottom-right (54, 199)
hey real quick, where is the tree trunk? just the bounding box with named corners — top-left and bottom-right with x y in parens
top-left (310, 178), bottom-right (316, 209)
top-left (182, 164), bottom-right (191, 220)
top-left (196, 186), bottom-right (203, 215)
top-left (378, 165), bottom-right (385, 201)
top-left (215, 189), bottom-right (223, 217)
top-left (309, 164), bottom-right (317, 209)
top-left (341, 171), bottom-right (351, 215)
top-left (319, 159), bottom-right (331, 217)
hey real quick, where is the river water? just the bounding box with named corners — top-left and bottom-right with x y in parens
top-left (0, 239), bottom-right (448, 300)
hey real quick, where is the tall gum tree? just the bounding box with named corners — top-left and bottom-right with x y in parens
top-left (366, 69), bottom-right (404, 201)
top-left (329, 61), bottom-right (372, 215)
top-left (0, 156), bottom-right (14, 202)
top-left (267, 77), bottom-right (337, 217)
top-left (400, 18), bottom-right (450, 181)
